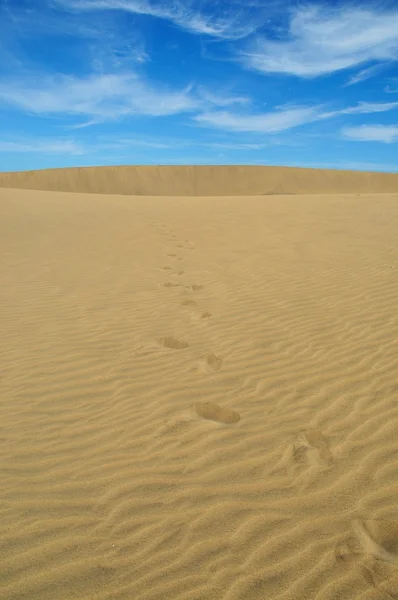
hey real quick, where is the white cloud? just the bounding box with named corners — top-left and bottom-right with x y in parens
top-left (0, 73), bottom-right (198, 119)
top-left (341, 101), bottom-right (398, 114)
top-left (385, 84), bottom-right (398, 94)
top-left (342, 125), bottom-right (398, 143)
top-left (204, 142), bottom-right (266, 150)
top-left (0, 72), bottom-right (256, 124)
top-left (345, 64), bottom-right (388, 86)
top-left (196, 87), bottom-right (250, 107)
top-left (195, 106), bottom-right (324, 133)
top-left (0, 139), bottom-right (84, 154)
top-left (55, 0), bottom-right (263, 40)
top-left (241, 5), bottom-right (398, 77)
top-left (194, 101), bottom-right (398, 134)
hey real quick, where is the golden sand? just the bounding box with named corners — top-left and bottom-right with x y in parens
top-left (1, 164), bottom-right (398, 195)
top-left (1, 167), bottom-right (398, 599)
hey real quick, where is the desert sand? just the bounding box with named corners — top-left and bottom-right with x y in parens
top-left (1, 166), bottom-right (398, 600)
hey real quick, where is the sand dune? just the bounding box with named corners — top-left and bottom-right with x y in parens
top-left (1, 164), bottom-right (398, 195)
top-left (1, 178), bottom-right (398, 600)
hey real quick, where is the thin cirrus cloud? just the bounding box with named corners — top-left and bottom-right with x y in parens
top-left (0, 73), bottom-right (198, 119)
top-left (194, 101), bottom-right (398, 134)
top-left (345, 64), bottom-right (389, 86)
top-left (342, 125), bottom-right (398, 143)
top-left (55, 0), bottom-right (263, 40)
top-left (195, 106), bottom-right (323, 133)
top-left (340, 101), bottom-right (398, 114)
top-left (0, 139), bottom-right (84, 155)
top-left (0, 73), bottom-right (255, 121)
top-left (240, 5), bottom-right (398, 78)
top-left (384, 83), bottom-right (398, 94)
top-left (196, 86), bottom-right (251, 107)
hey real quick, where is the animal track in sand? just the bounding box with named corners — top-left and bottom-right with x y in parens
top-left (186, 284), bottom-right (204, 292)
top-left (158, 337), bottom-right (189, 350)
top-left (195, 402), bottom-right (240, 424)
top-left (162, 282), bottom-right (180, 288)
top-left (162, 266), bottom-right (172, 271)
top-left (292, 429), bottom-right (333, 468)
top-left (166, 253), bottom-right (178, 258)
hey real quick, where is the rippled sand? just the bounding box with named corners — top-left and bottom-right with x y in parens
top-left (1, 175), bottom-right (398, 599)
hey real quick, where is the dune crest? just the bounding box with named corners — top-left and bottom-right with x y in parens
top-left (0, 164), bottom-right (398, 195)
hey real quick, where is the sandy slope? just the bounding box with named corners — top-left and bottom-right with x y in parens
top-left (1, 164), bottom-right (398, 195)
top-left (1, 185), bottom-right (398, 600)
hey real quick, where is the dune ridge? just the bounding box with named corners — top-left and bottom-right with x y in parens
top-left (0, 164), bottom-right (398, 196)
top-left (1, 183), bottom-right (398, 599)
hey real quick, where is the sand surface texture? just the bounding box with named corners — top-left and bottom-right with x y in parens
top-left (1, 167), bottom-right (398, 600)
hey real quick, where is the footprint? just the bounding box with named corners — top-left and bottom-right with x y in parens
top-left (292, 429), bottom-right (333, 468)
top-left (199, 311), bottom-right (212, 320)
top-left (191, 311), bottom-right (212, 322)
top-left (158, 411), bottom-right (196, 435)
top-left (186, 284), bottom-right (203, 292)
top-left (162, 266), bottom-right (172, 271)
top-left (158, 337), bottom-right (189, 350)
top-left (198, 353), bottom-right (223, 373)
top-left (195, 402), bottom-right (241, 424)
top-left (352, 520), bottom-right (398, 565)
top-left (181, 299), bottom-right (196, 307)
top-left (166, 253), bottom-right (178, 257)
top-left (162, 282), bottom-right (180, 288)
top-left (335, 520), bottom-right (398, 595)
top-left (176, 271), bottom-right (185, 276)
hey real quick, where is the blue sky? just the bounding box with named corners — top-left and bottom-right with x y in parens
top-left (1, 0), bottom-right (398, 172)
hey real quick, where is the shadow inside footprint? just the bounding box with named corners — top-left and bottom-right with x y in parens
top-left (195, 402), bottom-right (240, 424)
top-left (293, 429), bottom-right (333, 467)
top-left (158, 337), bottom-right (189, 350)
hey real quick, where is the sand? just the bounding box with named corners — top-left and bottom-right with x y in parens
top-left (1, 167), bottom-right (398, 600)
top-left (1, 164), bottom-right (398, 195)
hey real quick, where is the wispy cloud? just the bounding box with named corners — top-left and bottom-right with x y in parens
top-left (384, 82), bottom-right (398, 94)
top-left (55, 0), bottom-right (263, 40)
top-left (342, 125), bottom-right (398, 143)
top-left (194, 101), bottom-right (398, 134)
top-left (0, 139), bottom-right (84, 154)
top-left (196, 86), bottom-right (250, 107)
top-left (241, 5), bottom-right (398, 78)
top-left (340, 101), bottom-right (398, 114)
top-left (195, 106), bottom-right (322, 133)
top-left (345, 64), bottom-right (389, 86)
top-left (0, 71), bottom-right (259, 125)
top-left (203, 142), bottom-right (266, 150)
top-left (0, 73), bottom-right (198, 120)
